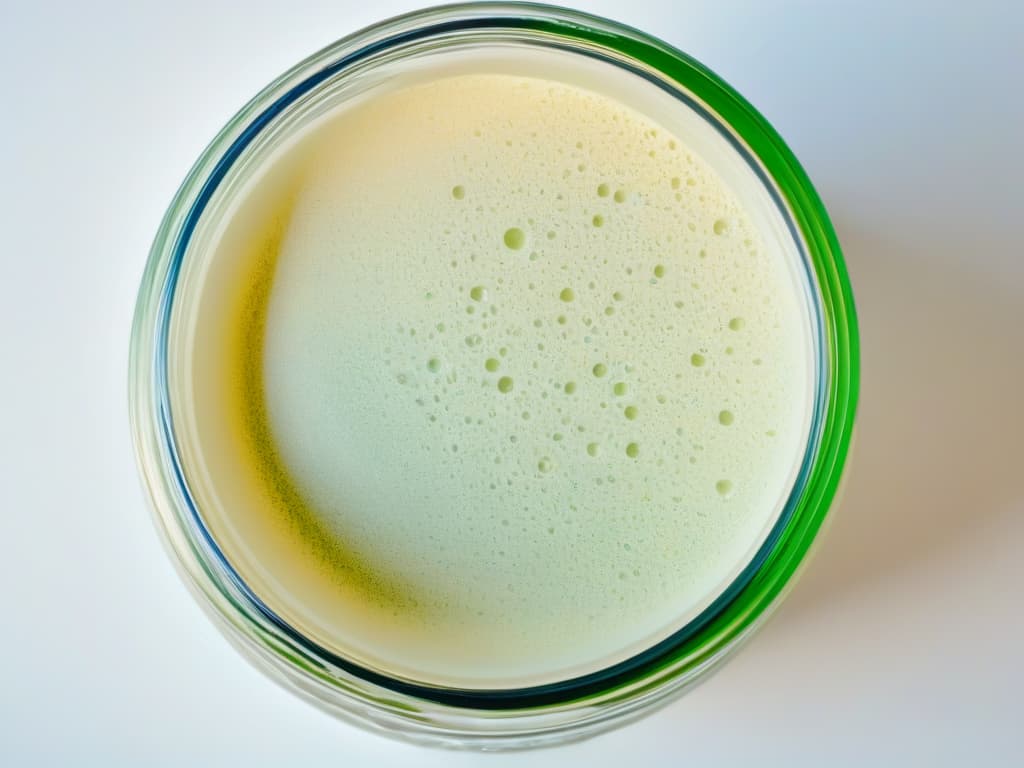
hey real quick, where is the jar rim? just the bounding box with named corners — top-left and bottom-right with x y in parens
top-left (129, 0), bottom-right (858, 745)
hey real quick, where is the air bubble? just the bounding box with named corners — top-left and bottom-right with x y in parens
top-left (497, 376), bottom-right (514, 393)
top-left (504, 227), bottom-right (526, 250)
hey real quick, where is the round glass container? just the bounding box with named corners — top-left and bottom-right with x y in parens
top-left (129, 2), bottom-right (859, 750)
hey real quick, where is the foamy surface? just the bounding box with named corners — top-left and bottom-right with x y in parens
top-left (193, 70), bottom-right (812, 687)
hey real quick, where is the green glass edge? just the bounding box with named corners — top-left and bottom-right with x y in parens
top-left (504, 7), bottom-right (861, 701)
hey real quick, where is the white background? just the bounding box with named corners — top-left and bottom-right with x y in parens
top-left (2, 1), bottom-right (1022, 765)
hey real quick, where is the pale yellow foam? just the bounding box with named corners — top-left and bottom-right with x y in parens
top-left (177, 53), bottom-right (814, 688)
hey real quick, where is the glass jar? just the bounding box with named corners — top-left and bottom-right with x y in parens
top-left (129, 1), bottom-right (858, 750)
